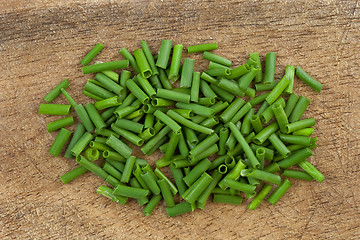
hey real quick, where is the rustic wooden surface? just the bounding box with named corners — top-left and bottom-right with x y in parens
top-left (1, 0), bottom-right (359, 239)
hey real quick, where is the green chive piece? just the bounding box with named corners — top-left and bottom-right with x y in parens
top-left (248, 184), bottom-right (273, 210)
top-left (168, 44), bottom-right (183, 81)
top-left (264, 52), bottom-right (276, 85)
top-left (282, 169), bottom-right (314, 181)
top-left (268, 179), bottom-right (293, 205)
top-left (39, 104), bottom-right (71, 115)
top-left (80, 43), bottom-right (104, 66)
top-left (140, 40), bottom-right (159, 76)
top-left (180, 59), bottom-right (195, 88)
top-left (133, 48), bottom-right (152, 78)
top-left (296, 66), bottom-right (322, 93)
top-left (187, 43), bottom-right (218, 53)
top-left (298, 160), bottom-right (325, 183)
top-left (288, 96), bottom-right (311, 123)
top-left (44, 79), bottom-right (69, 103)
top-left (156, 39), bottom-right (173, 69)
top-left (46, 116), bottom-right (74, 132)
top-left (82, 60), bottom-right (129, 74)
top-left (113, 184), bottom-right (150, 199)
top-left (277, 148), bottom-right (313, 168)
top-left (120, 47), bottom-right (140, 73)
top-left (106, 135), bottom-right (132, 159)
top-left (48, 128), bottom-right (72, 156)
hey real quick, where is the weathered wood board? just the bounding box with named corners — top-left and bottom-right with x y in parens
top-left (1, 1), bottom-right (359, 239)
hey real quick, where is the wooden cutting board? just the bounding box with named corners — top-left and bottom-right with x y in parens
top-left (1, 1), bottom-right (359, 239)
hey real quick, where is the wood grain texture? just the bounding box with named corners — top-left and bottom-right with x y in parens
top-left (1, 0), bottom-right (359, 239)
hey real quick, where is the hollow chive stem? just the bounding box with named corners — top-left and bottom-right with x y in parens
top-left (39, 104), bottom-right (71, 116)
top-left (268, 179), bottom-right (293, 204)
top-left (111, 124), bottom-right (144, 146)
top-left (260, 97), bottom-right (285, 124)
top-left (253, 122), bottom-right (279, 145)
top-left (285, 118), bottom-right (316, 134)
top-left (182, 172), bottom-right (213, 204)
top-left (203, 51), bottom-right (232, 67)
top-left (279, 134), bottom-right (312, 146)
top-left (288, 96), bottom-right (311, 123)
top-left (168, 44), bottom-right (183, 81)
top-left (241, 108), bottom-right (255, 135)
top-left (187, 43), bottom-right (218, 53)
top-left (217, 77), bottom-right (245, 96)
top-left (218, 159), bottom-right (247, 189)
top-left (180, 59), bottom-right (195, 88)
top-left (48, 128), bottom-right (72, 156)
top-left (277, 148), bottom-right (313, 168)
top-left (64, 123), bottom-right (86, 158)
top-left (228, 122), bottom-right (260, 169)
top-left (156, 39), bottom-right (172, 69)
top-left (167, 110), bottom-right (214, 135)
top-left (164, 131), bottom-right (180, 161)
top-left (265, 76), bottom-right (289, 105)
top-left (284, 65), bottom-right (295, 94)
top-left (223, 179), bottom-right (256, 194)
top-left (133, 48), bottom-right (152, 78)
top-left (218, 127), bottom-right (229, 155)
top-left (143, 194), bottom-right (162, 216)
top-left (76, 155), bottom-right (109, 180)
top-left (228, 63), bottom-right (250, 79)
top-left (268, 133), bottom-right (291, 158)
top-left (60, 166), bottom-right (88, 184)
top-left (141, 126), bottom-right (171, 155)
top-left (248, 184), bottom-right (273, 210)
top-left (219, 98), bottom-right (246, 123)
top-left (158, 68), bottom-right (173, 90)
top-left (154, 110), bottom-right (182, 134)
top-left (95, 73), bottom-right (124, 95)
top-left (176, 102), bottom-right (214, 117)
top-left (272, 103), bottom-right (289, 133)
top-left (97, 185), bottom-right (128, 206)
top-left (296, 66), bottom-right (322, 93)
top-left (166, 202), bottom-right (193, 217)
top-left (190, 72), bottom-right (201, 102)
top-left (208, 61), bottom-right (231, 70)
top-left (82, 60), bottom-right (129, 74)
top-left (241, 169), bottom-right (281, 185)
top-left (197, 170), bottom-right (223, 209)
top-left (298, 160), bottom-right (325, 183)
top-left (80, 43), bottom-right (104, 66)
top-left (238, 67), bottom-right (259, 92)
top-left (126, 78), bottom-right (149, 104)
top-left (140, 40), bottom-right (158, 75)
top-left (156, 88), bottom-right (190, 103)
top-left (106, 135), bottom-right (132, 158)
top-left (230, 102), bottom-right (252, 123)
top-left (189, 133), bottom-right (219, 157)
top-left (103, 162), bottom-right (122, 180)
top-left (137, 74), bottom-right (156, 98)
top-left (213, 194), bottom-right (243, 205)
top-left (46, 116), bottom-right (74, 132)
top-left (94, 96), bottom-right (122, 110)
top-left (293, 128), bottom-right (314, 136)
top-left (264, 52), bottom-right (276, 85)
top-left (201, 72), bottom-right (218, 85)
top-left (200, 80), bottom-right (217, 99)
top-left (44, 79), bottom-right (69, 103)
top-left (113, 184), bottom-right (150, 199)
top-left (120, 156), bottom-right (136, 183)
top-left (284, 93), bottom-right (299, 118)
top-left (115, 119), bottom-right (144, 134)
top-left (84, 81), bottom-right (116, 99)
top-left (84, 103), bottom-right (106, 130)
top-left (141, 171), bottom-right (161, 195)
top-left (282, 169), bottom-right (314, 181)
top-left (205, 68), bottom-right (231, 77)
top-left (183, 158), bottom-right (211, 187)
top-left (250, 115), bottom-right (263, 133)
top-left (119, 48), bottom-right (140, 73)
top-left (158, 179), bottom-right (175, 208)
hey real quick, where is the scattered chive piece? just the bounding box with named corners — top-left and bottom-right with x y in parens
top-left (46, 116), bottom-right (74, 132)
top-left (44, 79), bottom-right (69, 103)
top-left (267, 179), bottom-right (293, 204)
top-left (296, 66), bottom-right (322, 93)
top-left (39, 104), bottom-right (71, 115)
top-left (48, 128), bottom-right (72, 156)
top-left (82, 60), bottom-right (129, 74)
top-left (80, 43), bottom-right (104, 66)
top-left (187, 43), bottom-right (218, 53)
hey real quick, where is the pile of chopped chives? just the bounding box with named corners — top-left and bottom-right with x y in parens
top-left (39, 41), bottom-right (324, 217)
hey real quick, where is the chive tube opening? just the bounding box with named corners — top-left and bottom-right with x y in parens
top-left (218, 164), bottom-right (228, 174)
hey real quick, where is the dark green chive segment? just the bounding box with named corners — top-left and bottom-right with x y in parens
top-left (40, 41), bottom-right (324, 217)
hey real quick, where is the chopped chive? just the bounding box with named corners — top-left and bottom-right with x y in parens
top-left (80, 43), bottom-right (104, 66)
top-left (44, 79), bottom-right (69, 103)
top-left (296, 66), bottom-right (322, 93)
top-left (187, 43), bottom-right (218, 53)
